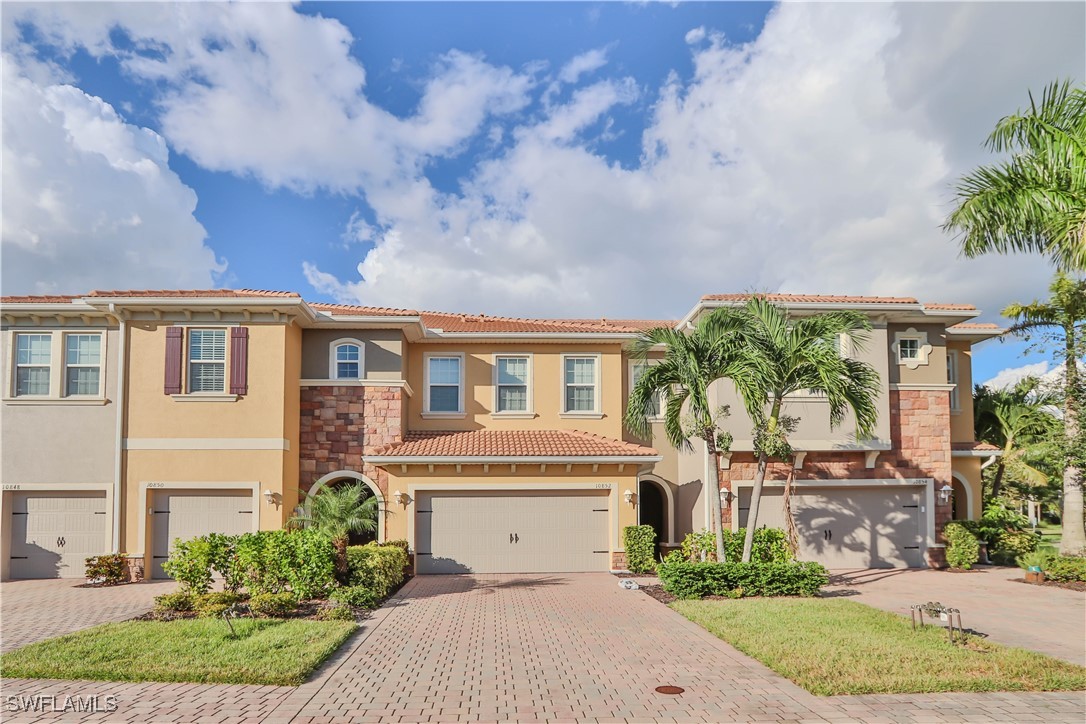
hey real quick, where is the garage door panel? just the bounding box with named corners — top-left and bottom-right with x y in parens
top-left (151, 490), bottom-right (253, 579)
top-left (417, 490), bottom-right (609, 574)
top-left (10, 492), bottom-right (107, 579)
top-left (739, 486), bottom-right (923, 569)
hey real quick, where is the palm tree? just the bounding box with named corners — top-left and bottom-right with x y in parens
top-left (625, 315), bottom-right (738, 562)
top-left (974, 379), bottom-right (1060, 501)
top-left (944, 80), bottom-right (1086, 271)
top-left (1003, 273), bottom-right (1086, 554)
top-left (712, 298), bottom-right (882, 563)
top-left (291, 482), bottom-right (380, 578)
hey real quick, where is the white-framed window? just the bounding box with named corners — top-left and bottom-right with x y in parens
top-left (188, 329), bottom-right (227, 393)
top-left (892, 328), bottom-right (931, 370)
top-left (425, 354), bottom-right (464, 414)
top-left (15, 333), bottom-right (51, 396)
top-left (947, 350), bottom-right (960, 412)
top-left (629, 361), bottom-right (662, 419)
top-left (65, 333), bottom-right (102, 396)
top-left (330, 340), bottom-right (363, 380)
top-left (562, 354), bottom-right (600, 415)
top-left (494, 354), bottom-right (532, 414)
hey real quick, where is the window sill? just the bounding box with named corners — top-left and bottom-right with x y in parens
top-left (421, 411), bottom-right (466, 419)
top-left (171, 394), bottom-right (239, 403)
top-left (3, 397), bottom-right (109, 406)
top-left (559, 412), bottom-right (604, 419)
top-left (490, 412), bottom-right (536, 419)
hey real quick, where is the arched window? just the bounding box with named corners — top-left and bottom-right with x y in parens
top-left (329, 340), bottom-right (363, 379)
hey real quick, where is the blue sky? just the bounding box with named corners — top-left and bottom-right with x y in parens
top-left (2, 1), bottom-right (1083, 386)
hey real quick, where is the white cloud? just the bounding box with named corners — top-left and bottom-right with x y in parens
top-left (684, 26), bottom-right (706, 45)
top-left (982, 361), bottom-right (1052, 391)
top-left (5, 2), bottom-right (1082, 320)
top-left (558, 47), bottom-right (609, 84)
top-left (0, 52), bottom-right (221, 294)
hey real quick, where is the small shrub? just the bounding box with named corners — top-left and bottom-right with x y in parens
top-left (153, 592), bottom-right (195, 613)
top-left (234, 529), bottom-right (337, 599)
top-left (1017, 550), bottom-right (1054, 571)
top-left (249, 592), bottom-right (298, 617)
top-left (193, 591), bottom-right (242, 618)
top-left (944, 522), bottom-right (980, 570)
top-left (990, 529), bottom-right (1038, 566)
top-left (346, 543), bottom-right (408, 597)
top-left (1044, 556), bottom-right (1086, 582)
top-left (85, 553), bottom-right (128, 585)
top-left (382, 539), bottom-right (410, 555)
top-left (330, 584), bottom-right (380, 609)
top-left (161, 537), bottom-right (215, 593)
top-left (679, 528), bottom-right (793, 563)
top-left (317, 603), bottom-right (355, 621)
top-left (681, 530), bottom-right (718, 561)
top-left (657, 553), bottom-right (827, 598)
top-left (623, 525), bottom-right (657, 573)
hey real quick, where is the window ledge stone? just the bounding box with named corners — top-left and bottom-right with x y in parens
top-left (3, 397), bottom-right (109, 406)
top-left (421, 411), bottom-right (466, 419)
top-left (171, 394), bottom-right (239, 403)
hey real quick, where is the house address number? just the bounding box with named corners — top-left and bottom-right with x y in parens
top-left (594, 483), bottom-right (612, 489)
top-left (147, 482), bottom-right (166, 488)
top-left (2, 484), bottom-right (20, 490)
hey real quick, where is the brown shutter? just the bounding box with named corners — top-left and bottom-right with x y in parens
top-left (164, 327), bottom-right (183, 395)
top-left (230, 327), bottom-right (249, 395)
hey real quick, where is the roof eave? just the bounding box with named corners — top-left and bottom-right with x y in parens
top-left (952, 449), bottom-right (1003, 458)
top-left (364, 454), bottom-right (663, 465)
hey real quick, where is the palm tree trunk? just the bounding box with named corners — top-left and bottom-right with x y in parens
top-left (705, 435), bottom-right (726, 562)
top-left (990, 461), bottom-right (1005, 501)
top-left (782, 467), bottom-right (799, 556)
top-left (741, 452), bottom-right (769, 562)
top-left (334, 536), bottom-right (349, 581)
top-left (1060, 326), bottom-right (1085, 555)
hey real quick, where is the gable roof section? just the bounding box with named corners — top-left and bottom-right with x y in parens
top-left (86, 289), bottom-right (301, 299)
top-left (419, 311), bottom-right (651, 334)
top-left (366, 429), bottom-right (660, 462)
top-left (310, 302), bottom-right (420, 317)
top-left (701, 293), bottom-right (921, 305)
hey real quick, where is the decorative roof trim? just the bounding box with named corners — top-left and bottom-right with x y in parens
top-left (364, 454), bottom-right (663, 465)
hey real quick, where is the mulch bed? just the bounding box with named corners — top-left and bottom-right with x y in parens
top-left (133, 599), bottom-right (357, 622)
top-left (1014, 577), bottom-right (1086, 592)
top-left (640, 584), bottom-right (676, 604)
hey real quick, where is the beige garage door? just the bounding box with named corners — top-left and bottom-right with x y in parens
top-left (416, 490), bottom-right (609, 574)
top-left (152, 490), bottom-right (254, 578)
top-left (738, 486), bottom-right (924, 568)
top-left (9, 491), bottom-right (108, 579)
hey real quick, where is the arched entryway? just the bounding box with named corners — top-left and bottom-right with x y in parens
top-left (638, 475), bottom-right (674, 554)
top-left (950, 472), bottom-right (973, 521)
top-left (307, 471), bottom-right (386, 544)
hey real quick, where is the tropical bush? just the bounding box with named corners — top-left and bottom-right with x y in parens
top-left (160, 533), bottom-right (240, 593)
top-left (345, 543), bottom-right (408, 598)
top-left (679, 528), bottom-right (792, 564)
top-left (656, 553), bottom-right (827, 599)
top-left (291, 482), bottom-right (380, 580)
top-left (944, 522), bottom-right (980, 570)
top-left (249, 592), bottom-right (298, 617)
top-left (1017, 550), bottom-right (1054, 571)
top-left (84, 553), bottom-right (128, 585)
top-left (623, 525), bottom-right (657, 573)
top-left (1044, 555), bottom-right (1086, 582)
top-left (153, 592), bottom-right (195, 613)
top-left (330, 585), bottom-right (381, 609)
top-left (990, 530), bottom-right (1039, 566)
top-left (193, 591), bottom-right (243, 618)
top-left (234, 529), bottom-right (337, 599)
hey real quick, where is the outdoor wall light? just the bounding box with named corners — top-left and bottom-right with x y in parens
top-left (623, 489), bottom-right (635, 505)
top-left (392, 490), bottom-right (407, 506)
top-left (938, 484), bottom-right (953, 504)
top-left (263, 489), bottom-right (275, 504)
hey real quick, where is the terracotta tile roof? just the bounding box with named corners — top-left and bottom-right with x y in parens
top-left (702, 293), bottom-right (920, 305)
top-left (310, 302), bottom-right (420, 317)
top-left (952, 441), bottom-right (1001, 452)
top-left (419, 311), bottom-right (646, 334)
top-left (947, 322), bottom-right (1002, 331)
top-left (924, 302), bottom-right (977, 311)
top-left (369, 429), bottom-right (659, 458)
top-left (563, 319), bottom-right (677, 331)
top-left (86, 289), bottom-right (300, 298)
top-left (0, 294), bottom-right (82, 304)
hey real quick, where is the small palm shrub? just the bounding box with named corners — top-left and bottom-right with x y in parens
top-left (291, 483), bottom-right (381, 580)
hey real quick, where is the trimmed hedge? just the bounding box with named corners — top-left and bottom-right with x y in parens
top-left (345, 542), bottom-right (409, 598)
top-left (249, 592), bottom-right (298, 617)
top-left (193, 591), bottom-right (242, 618)
top-left (330, 585), bottom-right (380, 609)
top-left (233, 529), bottom-right (337, 599)
top-left (679, 528), bottom-right (792, 564)
top-left (154, 592), bottom-right (195, 613)
top-left (657, 553), bottom-right (828, 599)
top-left (1044, 556), bottom-right (1086, 583)
top-left (623, 525), bottom-right (657, 573)
top-left (944, 522), bottom-right (980, 570)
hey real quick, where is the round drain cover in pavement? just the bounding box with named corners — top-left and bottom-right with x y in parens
top-left (655, 686), bottom-right (684, 695)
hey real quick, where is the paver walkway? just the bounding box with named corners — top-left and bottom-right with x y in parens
top-left (1, 579), bottom-right (175, 652)
top-left (4, 573), bottom-right (1084, 722)
top-left (824, 566), bottom-right (1086, 665)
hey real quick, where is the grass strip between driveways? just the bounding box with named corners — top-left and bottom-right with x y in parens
top-left (1, 618), bottom-right (356, 686)
top-left (671, 598), bottom-right (1086, 696)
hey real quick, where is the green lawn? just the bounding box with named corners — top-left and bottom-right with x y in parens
top-left (1037, 522), bottom-right (1062, 555)
top-left (1, 618), bottom-right (356, 686)
top-left (672, 598), bottom-right (1086, 696)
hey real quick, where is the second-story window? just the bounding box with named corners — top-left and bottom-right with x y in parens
top-left (630, 362), bottom-right (661, 418)
top-left (188, 329), bottom-right (227, 393)
top-left (898, 338), bottom-right (920, 362)
top-left (426, 355), bottom-right (462, 413)
top-left (334, 343), bottom-right (362, 379)
top-left (495, 355), bottom-right (530, 413)
top-left (947, 350), bottom-right (960, 412)
top-left (15, 333), bottom-right (51, 396)
top-left (65, 334), bottom-right (102, 396)
top-left (563, 355), bottom-right (599, 414)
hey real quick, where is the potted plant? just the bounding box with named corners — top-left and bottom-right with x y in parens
top-left (1017, 550), bottom-right (1053, 584)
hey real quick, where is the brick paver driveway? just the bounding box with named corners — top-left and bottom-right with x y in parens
top-left (1, 579), bottom-right (175, 652)
top-left (824, 566), bottom-right (1086, 665)
top-left (3, 574), bottom-right (1084, 722)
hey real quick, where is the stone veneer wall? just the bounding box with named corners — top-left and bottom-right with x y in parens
top-left (717, 389), bottom-right (952, 567)
top-left (299, 386), bottom-right (404, 499)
